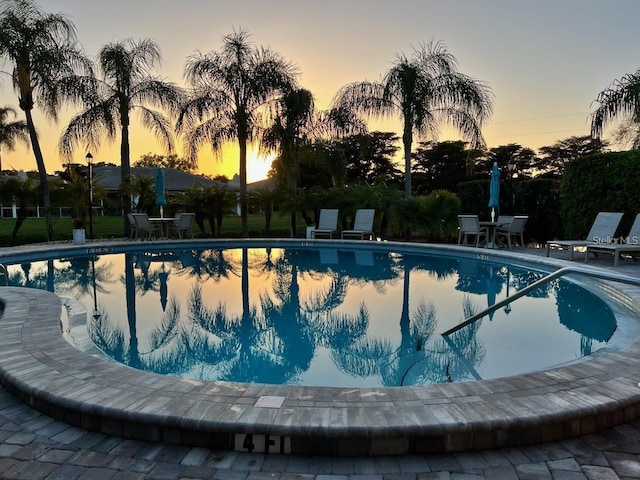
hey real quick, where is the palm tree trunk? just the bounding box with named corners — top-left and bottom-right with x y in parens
top-left (121, 120), bottom-right (132, 238)
top-left (403, 123), bottom-right (413, 240)
top-left (402, 124), bottom-right (413, 199)
top-left (289, 177), bottom-right (297, 238)
top-left (239, 137), bottom-right (249, 237)
top-left (24, 109), bottom-right (53, 241)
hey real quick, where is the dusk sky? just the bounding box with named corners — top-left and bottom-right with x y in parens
top-left (2, 0), bottom-right (639, 182)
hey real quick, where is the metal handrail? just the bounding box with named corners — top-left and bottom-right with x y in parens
top-left (0, 263), bottom-right (7, 286)
top-left (441, 265), bottom-right (640, 337)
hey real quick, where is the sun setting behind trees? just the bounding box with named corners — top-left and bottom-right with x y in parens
top-left (0, 2), bottom-right (636, 168)
top-left (1, 1), bottom-right (639, 196)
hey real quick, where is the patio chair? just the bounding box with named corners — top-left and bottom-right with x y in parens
top-left (496, 215), bottom-right (514, 228)
top-left (457, 215), bottom-right (487, 247)
top-left (341, 209), bottom-right (375, 240)
top-left (131, 213), bottom-right (158, 241)
top-left (585, 213), bottom-right (640, 266)
top-left (126, 213), bottom-right (137, 240)
top-left (169, 212), bottom-right (194, 239)
top-left (310, 209), bottom-right (339, 239)
top-left (546, 211), bottom-right (624, 260)
top-left (495, 215), bottom-right (528, 249)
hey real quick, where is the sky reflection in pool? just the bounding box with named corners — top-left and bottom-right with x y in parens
top-left (4, 245), bottom-right (616, 387)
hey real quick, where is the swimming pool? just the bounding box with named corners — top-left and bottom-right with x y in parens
top-left (0, 241), bottom-right (618, 387)
top-left (1, 239), bottom-right (640, 454)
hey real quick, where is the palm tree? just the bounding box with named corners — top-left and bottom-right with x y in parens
top-left (332, 40), bottom-right (493, 200)
top-left (0, 105), bottom-right (28, 177)
top-left (177, 29), bottom-right (297, 237)
top-left (0, 0), bottom-right (89, 241)
top-left (591, 69), bottom-right (640, 145)
top-left (262, 88), bottom-right (366, 236)
top-left (59, 38), bottom-right (183, 236)
top-left (262, 88), bottom-right (314, 236)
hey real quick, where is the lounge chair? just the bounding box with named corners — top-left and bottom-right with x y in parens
top-left (169, 212), bottom-right (194, 239)
top-left (495, 215), bottom-right (528, 249)
top-left (585, 213), bottom-right (640, 266)
top-left (457, 215), bottom-right (487, 247)
top-left (546, 212), bottom-right (624, 260)
top-left (341, 209), bottom-right (375, 240)
top-left (310, 209), bottom-right (339, 239)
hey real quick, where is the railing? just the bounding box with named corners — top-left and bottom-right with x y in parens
top-left (0, 264), bottom-right (7, 286)
top-left (441, 265), bottom-right (640, 337)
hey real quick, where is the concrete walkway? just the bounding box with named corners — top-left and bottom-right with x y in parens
top-left (1, 243), bottom-right (640, 478)
top-left (1, 381), bottom-right (640, 479)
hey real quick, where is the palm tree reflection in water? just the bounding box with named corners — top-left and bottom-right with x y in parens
top-left (49, 246), bottom-right (612, 388)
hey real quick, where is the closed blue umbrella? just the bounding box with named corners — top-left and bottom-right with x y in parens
top-left (155, 168), bottom-right (167, 218)
top-left (488, 162), bottom-right (500, 222)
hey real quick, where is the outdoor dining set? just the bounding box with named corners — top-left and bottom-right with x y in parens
top-left (457, 214), bottom-right (529, 249)
top-left (127, 212), bottom-right (195, 241)
top-left (457, 210), bottom-right (640, 267)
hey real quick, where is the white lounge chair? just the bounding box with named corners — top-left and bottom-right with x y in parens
top-left (310, 209), bottom-right (339, 239)
top-left (546, 212), bottom-right (624, 260)
top-left (585, 213), bottom-right (640, 266)
top-left (341, 209), bottom-right (375, 240)
top-left (457, 215), bottom-right (487, 247)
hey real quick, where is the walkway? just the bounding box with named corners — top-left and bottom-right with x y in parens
top-left (1, 243), bottom-right (640, 478)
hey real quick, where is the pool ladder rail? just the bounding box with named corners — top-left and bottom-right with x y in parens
top-left (0, 264), bottom-right (6, 286)
top-left (442, 265), bottom-right (640, 337)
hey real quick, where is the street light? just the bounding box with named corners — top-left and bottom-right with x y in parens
top-left (507, 160), bottom-right (516, 213)
top-left (86, 152), bottom-right (93, 239)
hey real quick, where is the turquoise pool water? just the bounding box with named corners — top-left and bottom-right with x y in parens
top-left (2, 242), bottom-right (616, 388)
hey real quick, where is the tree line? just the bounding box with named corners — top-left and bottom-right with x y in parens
top-left (0, 0), bottom-right (637, 242)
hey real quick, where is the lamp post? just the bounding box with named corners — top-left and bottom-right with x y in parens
top-left (86, 152), bottom-right (93, 239)
top-left (507, 160), bottom-right (516, 214)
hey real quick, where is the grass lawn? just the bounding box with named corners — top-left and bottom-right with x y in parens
top-left (0, 212), bottom-right (300, 246)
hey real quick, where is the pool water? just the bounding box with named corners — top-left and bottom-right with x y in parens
top-left (3, 244), bottom-right (616, 387)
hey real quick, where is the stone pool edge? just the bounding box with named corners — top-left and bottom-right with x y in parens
top-left (1, 240), bottom-right (640, 456)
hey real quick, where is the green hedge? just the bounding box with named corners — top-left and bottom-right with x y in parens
top-left (514, 178), bottom-right (561, 244)
top-left (561, 151), bottom-right (640, 239)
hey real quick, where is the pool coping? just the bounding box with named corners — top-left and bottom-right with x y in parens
top-left (1, 239), bottom-right (640, 455)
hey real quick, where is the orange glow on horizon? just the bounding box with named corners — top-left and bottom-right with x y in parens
top-left (197, 143), bottom-right (275, 183)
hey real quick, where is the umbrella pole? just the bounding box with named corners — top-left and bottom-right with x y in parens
top-left (160, 206), bottom-right (163, 218)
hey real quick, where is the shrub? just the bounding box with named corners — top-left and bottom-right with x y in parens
top-left (391, 191), bottom-right (461, 242)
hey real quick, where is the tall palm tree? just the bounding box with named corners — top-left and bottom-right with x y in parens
top-left (0, 105), bottom-right (28, 176)
top-left (177, 29), bottom-right (297, 237)
top-left (332, 40), bottom-right (493, 200)
top-left (0, 0), bottom-right (88, 241)
top-left (263, 88), bottom-right (314, 236)
top-left (59, 38), bottom-right (183, 236)
top-left (262, 88), bottom-right (365, 236)
top-left (591, 69), bottom-right (640, 145)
